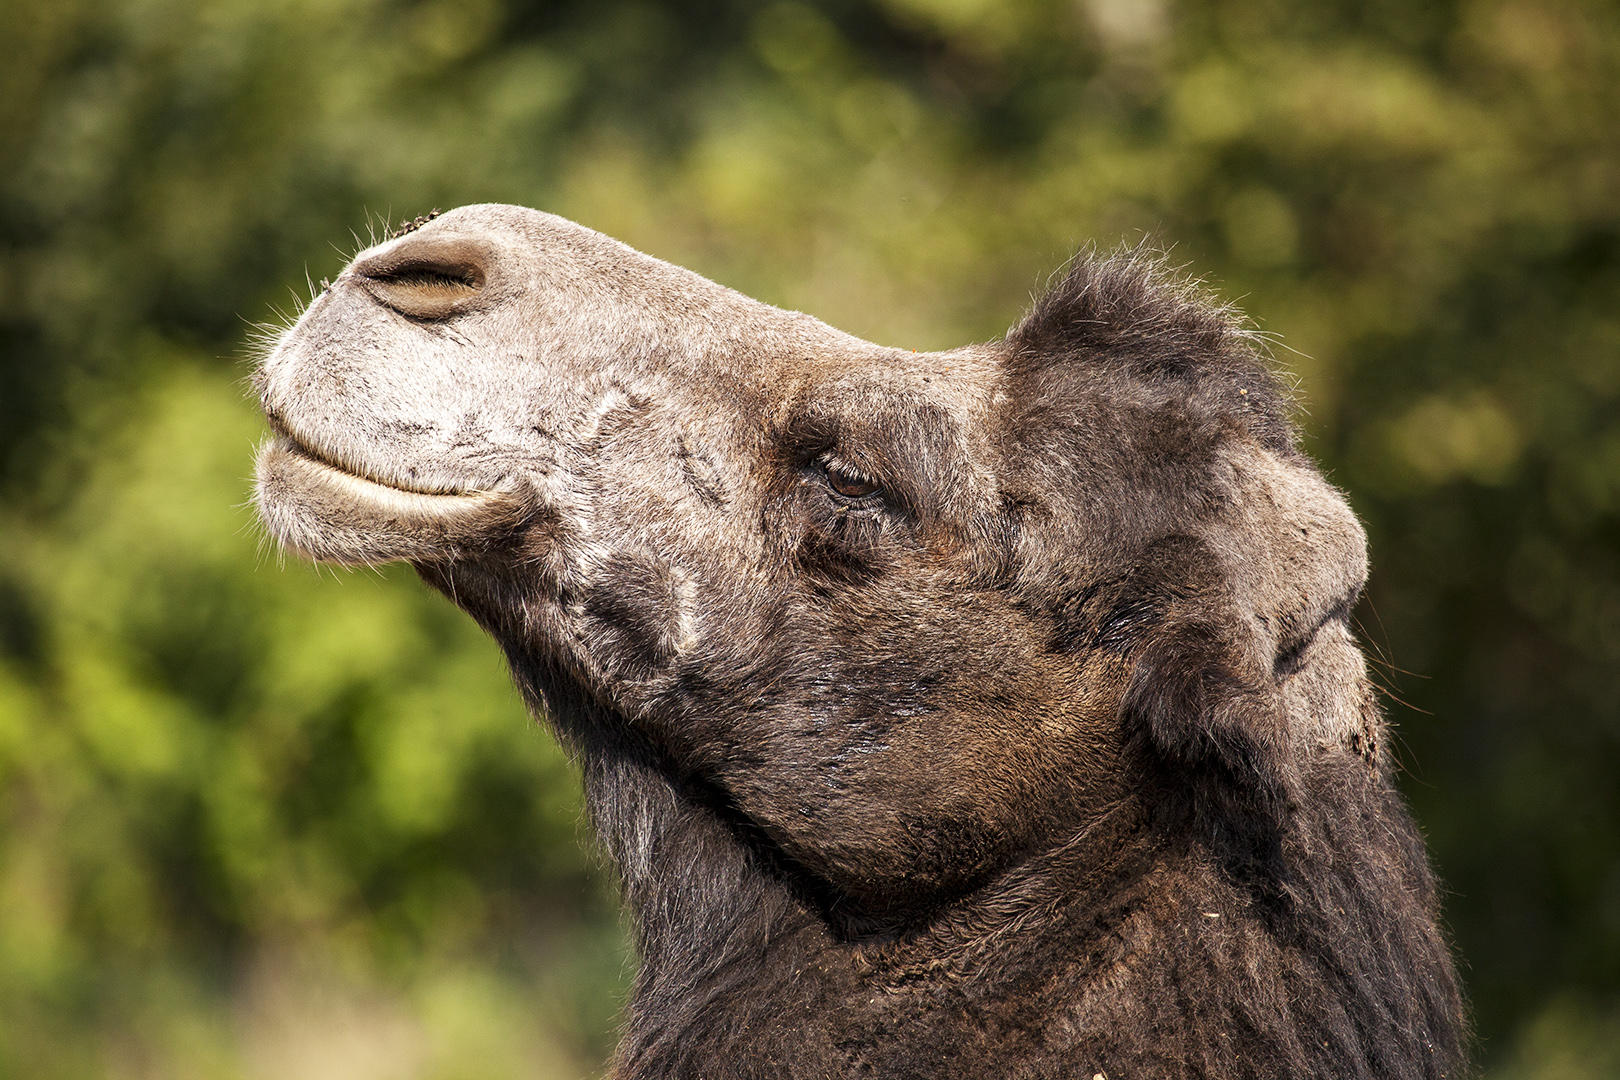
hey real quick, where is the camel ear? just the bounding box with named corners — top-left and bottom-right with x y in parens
top-left (1117, 447), bottom-right (1369, 831)
top-left (1113, 535), bottom-right (1299, 831)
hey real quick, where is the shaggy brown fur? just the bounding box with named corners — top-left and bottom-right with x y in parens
top-left (254, 205), bottom-right (1467, 1078)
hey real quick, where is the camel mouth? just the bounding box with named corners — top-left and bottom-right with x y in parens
top-left (263, 414), bottom-right (483, 498)
top-left (265, 434), bottom-right (482, 500)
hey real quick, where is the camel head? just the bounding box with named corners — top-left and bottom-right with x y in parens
top-left (255, 203), bottom-right (1378, 918)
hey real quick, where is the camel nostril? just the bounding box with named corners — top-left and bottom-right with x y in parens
top-left (376, 262), bottom-right (481, 289)
top-left (354, 234), bottom-right (492, 320)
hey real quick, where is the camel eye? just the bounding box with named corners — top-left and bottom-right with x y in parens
top-left (822, 459), bottom-right (882, 500)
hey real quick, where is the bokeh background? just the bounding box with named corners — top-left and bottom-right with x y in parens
top-left (2, 0), bottom-right (1618, 1076)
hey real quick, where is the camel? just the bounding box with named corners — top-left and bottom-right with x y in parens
top-left (254, 204), bottom-right (1466, 1079)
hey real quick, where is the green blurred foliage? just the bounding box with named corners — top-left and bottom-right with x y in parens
top-left (1, 0), bottom-right (1618, 1075)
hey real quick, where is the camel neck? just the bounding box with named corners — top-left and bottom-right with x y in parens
top-left (583, 745), bottom-right (1464, 1080)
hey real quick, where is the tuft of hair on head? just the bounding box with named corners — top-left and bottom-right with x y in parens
top-left (1007, 246), bottom-right (1239, 356)
top-left (1005, 245), bottom-right (1299, 454)
top-left (389, 209), bottom-right (443, 240)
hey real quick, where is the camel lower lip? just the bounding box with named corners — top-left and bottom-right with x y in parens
top-left (255, 436), bottom-right (527, 565)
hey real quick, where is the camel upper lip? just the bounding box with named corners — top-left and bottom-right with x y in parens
top-left (263, 412), bottom-right (484, 498)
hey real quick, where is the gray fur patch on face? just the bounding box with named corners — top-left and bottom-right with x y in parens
top-left (677, 434), bottom-right (729, 509)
